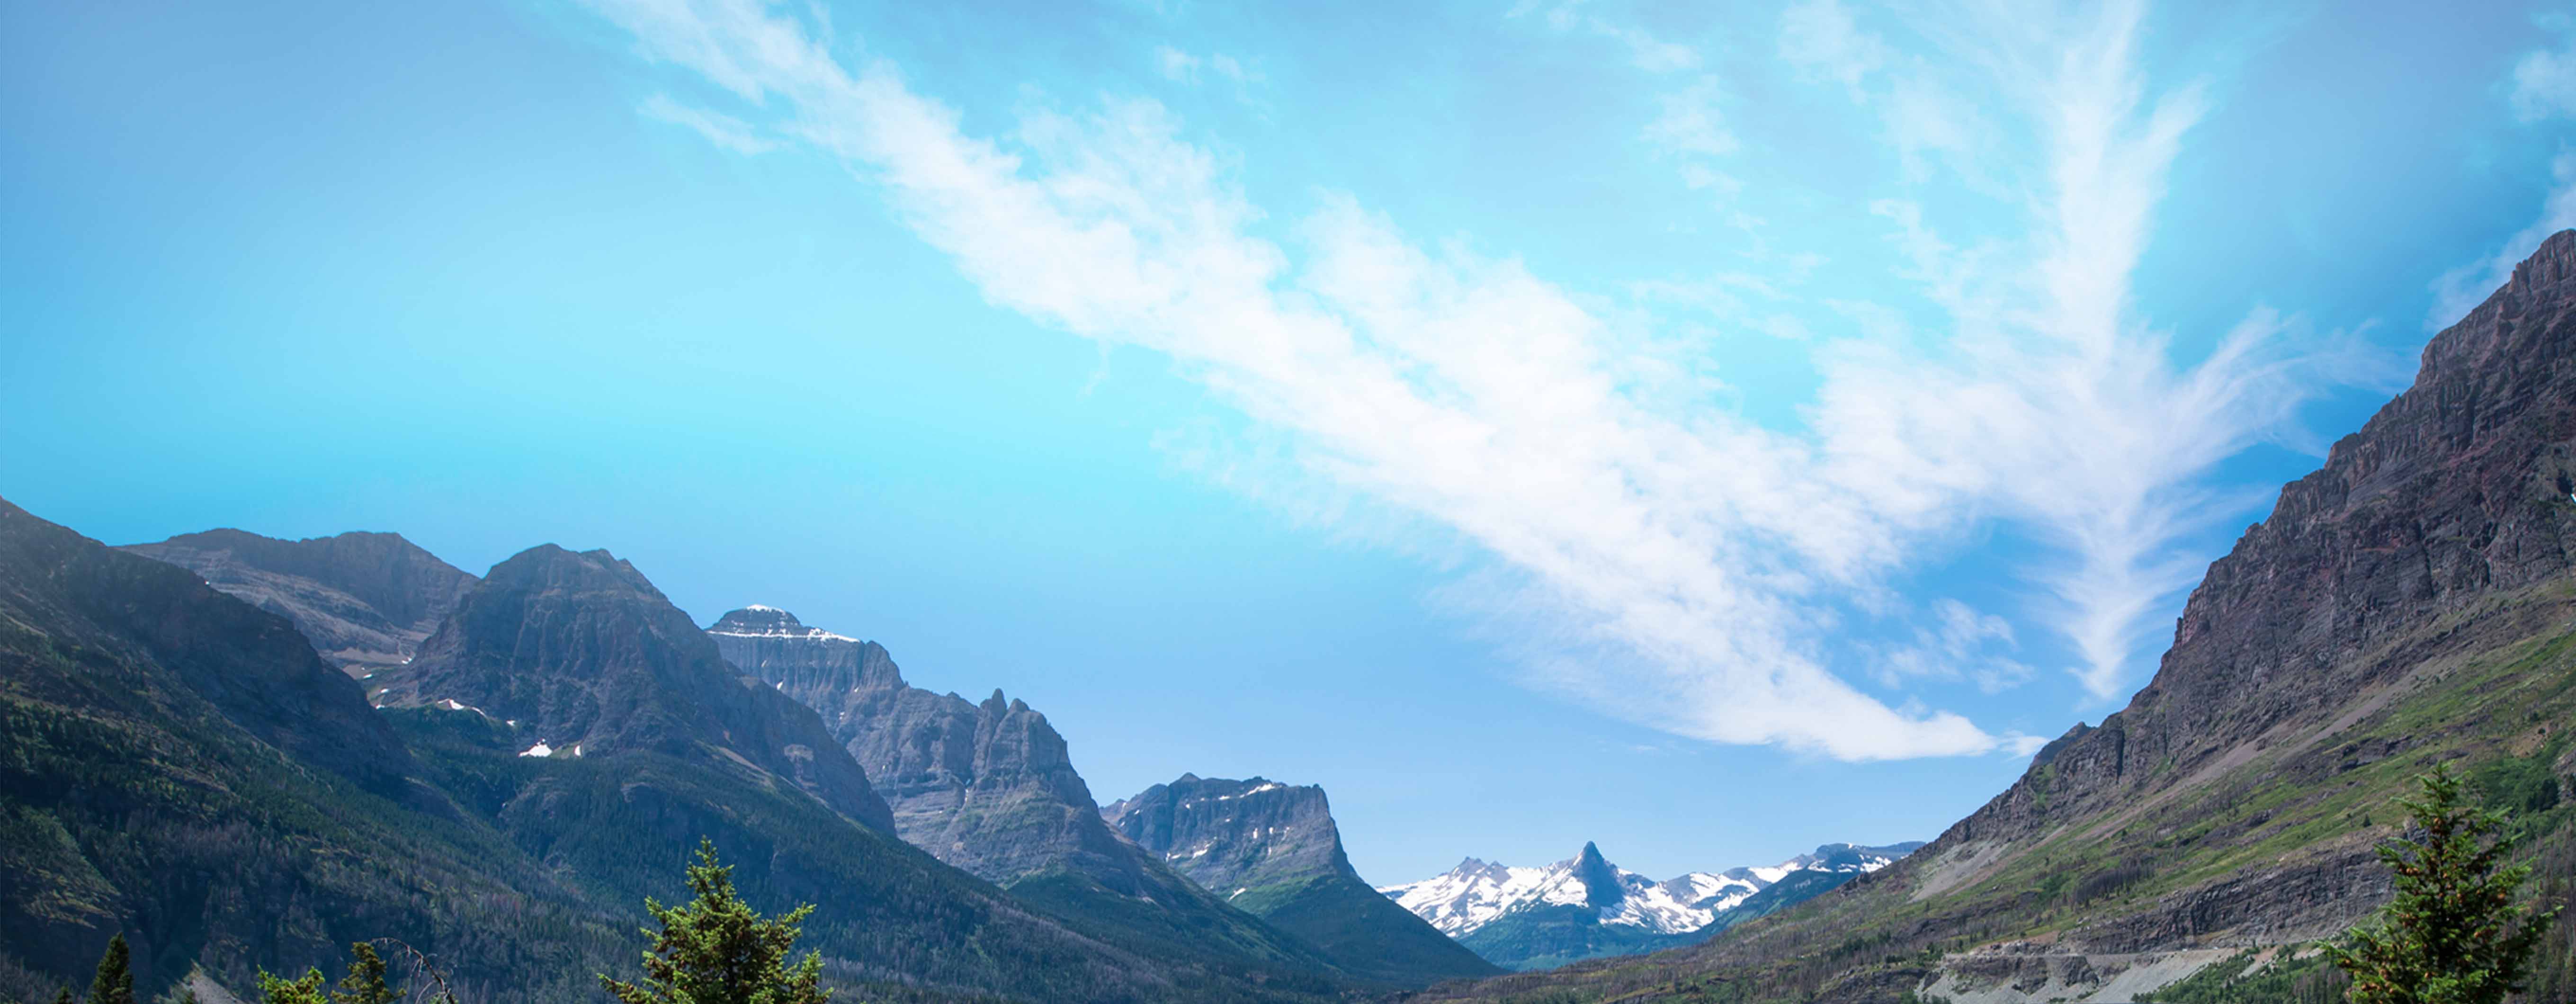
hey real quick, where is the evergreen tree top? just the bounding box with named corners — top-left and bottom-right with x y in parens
top-left (599, 838), bottom-right (832, 1004)
top-left (2329, 764), bottom-right (2560, 1004)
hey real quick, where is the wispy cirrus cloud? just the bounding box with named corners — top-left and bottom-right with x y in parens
top-left (578, 0), bottom-right (2363, 755)
top-left (1154, 46), bottom-right (1255, 87)
top-left (638, 92), bottom-right (774, 154)
top-left (1507, 0), bottom-right (1699, 73)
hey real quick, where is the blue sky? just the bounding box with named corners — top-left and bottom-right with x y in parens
top-left (5, 0), bottom-right (2575, 885)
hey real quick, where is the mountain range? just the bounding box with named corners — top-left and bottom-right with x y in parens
top-left (701, 605), bottom-right (1398, 982)
top-left (1377, 841), bottom-right (1919, 970)
top-left (9, 233), bottom-right (2576, 1003)
top-left (0, 507), bottom-right (1373, 1004)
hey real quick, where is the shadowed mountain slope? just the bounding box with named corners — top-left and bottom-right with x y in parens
top-left (121, 529), bottom-right (475, 676)
top-left (374, 550), bottom-right (894, 831)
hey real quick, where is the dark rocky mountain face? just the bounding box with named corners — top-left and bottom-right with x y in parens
top-left (121, 529), bottom-right (476, 676)
top-left (1414, 234), bottom-right (2576, 1003)
top-left (1103, 774), bottom-right (1501, 984)
top-left (706, 606), bottom-right (1125, 884)
top-left (707, 608), bottom-right (1347, 980)
top-left (0, 497), bottom-right (618, 1003)
top-left (0, 503), bottom-right (417, 798)
top-left (376, 550), bottom-right (894, 832)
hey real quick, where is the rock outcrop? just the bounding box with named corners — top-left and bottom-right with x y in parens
top-left (122, 528), bottom-right (476, 676)
top-left (1104, 774), bottom-right (1501, 983)
top-left (706, 606), bottom-right (1129, 885)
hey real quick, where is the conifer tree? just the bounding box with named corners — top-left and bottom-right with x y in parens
top-left (254, 969), bottom-right (326, 1004)
top-left (2329, 763), bottom-right (2560, 1004)
top-left (86, 936), bottom-right (133, 1004)
top-left (599, 838), bottom-right (832, 1004)
top-left (330, 945), bottom-right (402, 1004)
top-left (53, 987), bottom-right (72, 1004)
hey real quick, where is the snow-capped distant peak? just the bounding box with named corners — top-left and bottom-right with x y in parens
top-left (706, 605), bottom-right (859, 643)
top-left (1379, 840), bottom-right (1922, 939)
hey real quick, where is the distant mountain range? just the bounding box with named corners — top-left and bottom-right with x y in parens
top-left (1377, 841), bottom-right (1920, 970)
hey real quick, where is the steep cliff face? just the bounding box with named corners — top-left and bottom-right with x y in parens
top-left (1103, 775), bottom-right (1350, 897)
top-left (377, 551), bottom-right (893, 832)
top-left (1951, 229), bottom-right (2576, 851)
top-left (707, 606), bottom-right (1127, 885)
top-left (121, 529), bottom-right (476, 675)
top-left (1104, 774), bottom-right (1501, 984)
top-left (707, 608), bottom-right (1346, 979)
top-left (1411, 235), bottom-right (2576, 1004)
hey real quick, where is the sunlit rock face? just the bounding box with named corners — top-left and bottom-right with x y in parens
top-left (1106, 773), bottom-right (1504, 983)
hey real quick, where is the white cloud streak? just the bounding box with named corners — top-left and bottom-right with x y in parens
top-left (580, 0), bottom-right (2366, 754)
top-left (2511, 17), bottom-right (2576, 124)
top-left (638, 92), bottom-right (775, 154)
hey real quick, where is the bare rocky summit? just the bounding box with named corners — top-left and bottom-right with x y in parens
top-left (1105, 774), bottom-right (1500, 982)
top-left (707, 605), bottom-right (1136, 886)
top-left (122, 528), bottom-right (476, 676)
top-left (376, 549), bottom-right (894, 832)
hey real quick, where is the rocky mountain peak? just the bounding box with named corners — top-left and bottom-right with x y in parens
top-left (707, 612), bottom-right (1138, 889)
top-left (711, 603), bottom-right (798, 630)
top-left (479, 544), bottom-right (655, 596)
top-left (1573, 841), bottom-right (1623, 909)
top-left (120, 526), bottom-right (477, 675)
top-left (1104, 772), bottom-right (1503, 984)
top-left (376, 545), bottom-right (894, 832)
top-left (1379, 838), bottom-right (1923, 963)
top-left (1104, 774), bottom-right (1349, 893)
